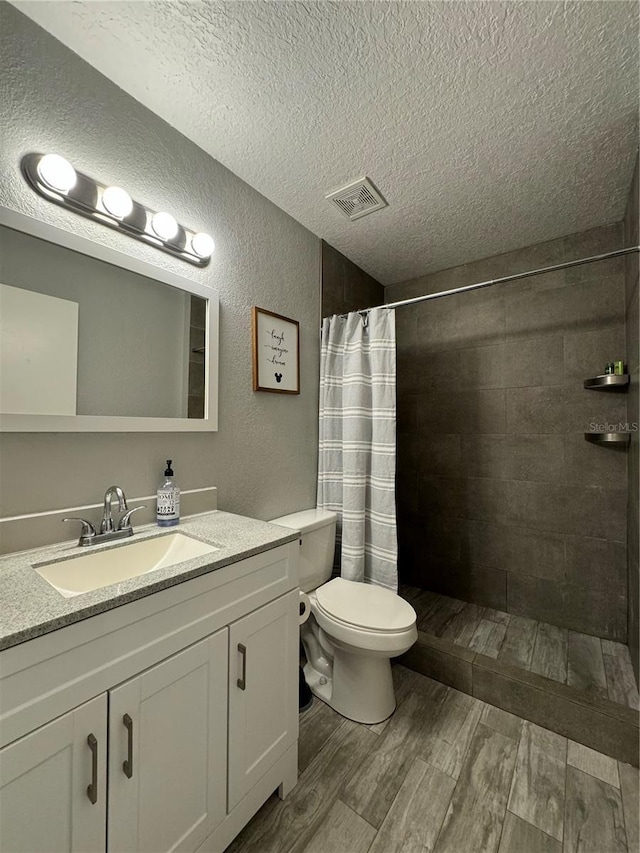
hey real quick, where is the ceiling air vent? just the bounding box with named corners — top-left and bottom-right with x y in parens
top-left (325, 177), bottom-right (387, 221)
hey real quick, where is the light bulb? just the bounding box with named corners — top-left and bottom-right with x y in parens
top-left (191, 232), bottom-right (215, 259)
top-left (102, 186), bottom-right (133, 219)
top-left (151, 211), bottom-right (178, 241)
top-left (37, 154), bottom-right (76, 193)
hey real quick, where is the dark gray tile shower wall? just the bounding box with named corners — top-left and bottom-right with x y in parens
top-left (321, 240), bottom-right (384, 318)
top-left (624, 153), bottom-right (640, 683)
top-left (389, 224), bottom-right (629, 641)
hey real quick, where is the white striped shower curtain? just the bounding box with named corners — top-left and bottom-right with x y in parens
top-left (317, 308), bottom-right (398, 591)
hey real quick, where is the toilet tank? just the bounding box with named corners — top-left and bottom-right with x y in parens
top-left (270, 509), bottom-right (337, 592)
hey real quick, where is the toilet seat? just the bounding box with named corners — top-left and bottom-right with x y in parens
top-left (310, 578), bottom-right (417, 655)
top-left (314, 577), bottom-right (416, 633)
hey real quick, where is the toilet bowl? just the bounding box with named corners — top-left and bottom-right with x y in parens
top-left (270, 509), bottom-right (418, 724)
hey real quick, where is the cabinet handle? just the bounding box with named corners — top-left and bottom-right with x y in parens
top-left (87, 734), bottom-right (98, 805)
top-left (237, 643), bottom-right (247, 690)
top-left (123, 713), bottom-right (134, 779)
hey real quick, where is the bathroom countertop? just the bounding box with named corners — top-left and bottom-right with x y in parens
top-left (0, 511), bottom-right (299, 652)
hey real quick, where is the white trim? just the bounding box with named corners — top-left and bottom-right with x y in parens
top-left (0, 487), bottom-right (217, 524)
top-left (0, 206), bottom-right (219, 432)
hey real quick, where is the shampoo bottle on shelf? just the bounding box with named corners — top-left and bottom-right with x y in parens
top-left (156, 460), bottom-right (180, 527)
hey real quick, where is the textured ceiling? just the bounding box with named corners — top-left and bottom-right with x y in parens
top-left (12, 1), bottom-right (640, 284)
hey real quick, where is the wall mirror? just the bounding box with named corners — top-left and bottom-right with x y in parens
top-left (0, 207), bottom-right (218, 432)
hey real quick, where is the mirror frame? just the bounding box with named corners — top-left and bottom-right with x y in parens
top-left (0, 206), bottom-right (219, 432)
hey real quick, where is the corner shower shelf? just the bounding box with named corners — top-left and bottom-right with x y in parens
top-left (584, 432), bottom-right (631, 446)
top-left (583, 374), bottom-right (630, 389)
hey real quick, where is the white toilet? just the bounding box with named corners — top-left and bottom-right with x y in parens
top-left (271, 508), bottom-right (418, 724)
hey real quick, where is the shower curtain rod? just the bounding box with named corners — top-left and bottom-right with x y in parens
top-left (350, 246), bottom-right (640, 315)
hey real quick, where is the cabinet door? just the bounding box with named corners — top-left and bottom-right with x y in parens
top-left (0, 694), bottom-right (107, 853)
top-left (228, 590), bottom-right (298, 811)
top-left (107, 630), bottom-right (228, 853)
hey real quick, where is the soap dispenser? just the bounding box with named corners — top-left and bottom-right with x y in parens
top-left (157, 460), bottom-right (180, 527)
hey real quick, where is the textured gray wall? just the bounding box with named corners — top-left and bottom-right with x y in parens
top-left (624, 153), bottom-right (639, 681)
top-left (321, 240), bottom-right (384, 318)
top-left (0, 5), bottom-right (320, 524)
top-left (388, 224), bottom-right (629, 641)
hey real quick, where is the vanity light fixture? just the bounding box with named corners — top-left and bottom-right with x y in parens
top-left (191, 231), bottom-right (216, 259)
top-left (151, 211), bottom-right (179, 241)
top-left (22, 153), bottom-right (215, 267)
top-left (36, 154), bottom-right (77, 193)
top-left (101, 185), bottom-right (133, 219)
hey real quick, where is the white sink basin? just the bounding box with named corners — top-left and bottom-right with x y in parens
top-left (35, 533), bottom-right (219, 598)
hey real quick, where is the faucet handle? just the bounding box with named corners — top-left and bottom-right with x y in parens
top-left (62, 517), bottom-right (96, 546)
top-left (118, 505), bottom-right (146, 531)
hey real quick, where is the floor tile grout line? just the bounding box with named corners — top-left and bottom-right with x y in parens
top-left (506, 808), bottom-right (566, 846)
top-left (495, 613), bottom-right (507, 658)
top-left (494, 807), bottom-right (509, 852)
top-left (297, 718), bottom-right (353, 784)
top-left (603, 648), bottom-right (640, 711)
top-left (329, 723), bottom-right (389, 840)
top-left (524, 617), bottom-right (539, 672)
top-left (615, 762), bottom-right (633, 853)
top-left (367, 754), bottom-right (453, 851)
top-left (336, 797), bottom-right (379, 834)
top-left (427, 780), bottom-right (457, 853)
top-left (600, 636), bottom-right (615, 705)
top-left (561, 732), bottom-right (568, 847)
top-left (564, 765), bottom-right (632, 853)
top-left (342, 701), bottom-right (436, 838)
top-left (561, 629), bottom-right (569, 689)
top-left (502, 717), bottom-right (525, 847)
top-left (453, 605), bottom-right (483, 648)
top-left (419, 754), bottom-right (461, 783)
top-left (566, 749), bottom-right (621, 790)
top-left (429, 697), bottom-right (486, 852)
top-left (429, 759), bottom-right (462, 853)
top-left (469, 610), bottom-right (484, 648)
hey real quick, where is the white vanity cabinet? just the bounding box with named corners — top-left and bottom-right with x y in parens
top-left (108, 630), bottom-right (228, 853)
top-left (0, 633), bottom-right (227, 853)
top-left (0, 695), bottom-right (107, 853)
top-left (0, 540), bottom-right (300, 853)
top-left (228, 594), bottom-right (298, 811)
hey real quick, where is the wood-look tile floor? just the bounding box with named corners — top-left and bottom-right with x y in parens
top-left (399, 585), bottom-right (640, 712)
top-left (227, 666), bottom-right (639, 853)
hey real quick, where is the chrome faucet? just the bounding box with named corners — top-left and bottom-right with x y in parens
top-left (63, 485), bottom-right (146, 547)
top-left (101, 485), bottom-right (128, 533)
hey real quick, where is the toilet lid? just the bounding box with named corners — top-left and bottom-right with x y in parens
top-left (315, 578), bottom-right (416, 632)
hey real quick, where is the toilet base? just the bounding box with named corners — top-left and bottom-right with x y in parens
top-left (303, 652), bottom-right (396, 725)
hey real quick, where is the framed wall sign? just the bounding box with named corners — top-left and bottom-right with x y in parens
top-left (252, 307), bottom-right (300, 394)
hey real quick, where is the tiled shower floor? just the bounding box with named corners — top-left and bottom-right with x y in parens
top-left (399, 585), bottom-right (640, 712)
